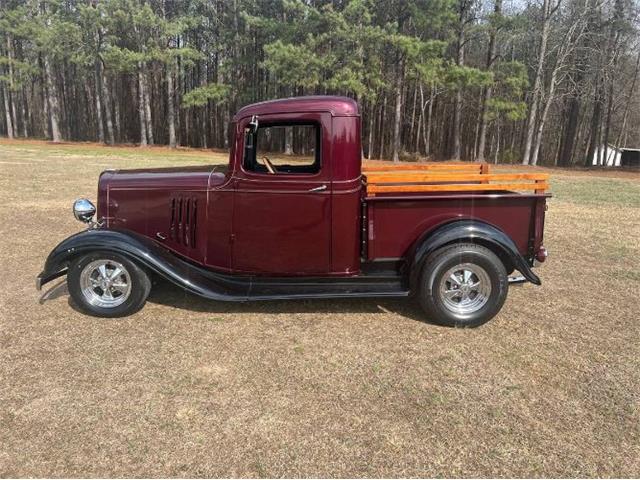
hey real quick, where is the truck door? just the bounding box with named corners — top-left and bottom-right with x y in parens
top-left (231, 113), bottom-right (332, 275)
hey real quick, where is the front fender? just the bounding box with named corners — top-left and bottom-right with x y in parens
top-left (408, 220), bottom-right (541, 289)
top-left (36, 228), bottom-right (249, 300)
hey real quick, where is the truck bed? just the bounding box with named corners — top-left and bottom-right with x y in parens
top-left (362, 162), bottom-right (550, 261)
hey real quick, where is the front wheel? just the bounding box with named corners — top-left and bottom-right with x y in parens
top-left (67, 252), bottom-right (151, 318)
top-left (418, 243), bottom-right (508, 328)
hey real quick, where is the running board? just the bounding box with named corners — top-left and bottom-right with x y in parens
top-left (246, 275), bottom-right (409, 300)
top-left (508, 274), bottom-right (527, 284)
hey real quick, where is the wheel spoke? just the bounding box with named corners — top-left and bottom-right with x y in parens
top-left (102, 288), bottom-right (114, 300)
top-left (444, 289), bottom-right (462, 299)
top-left (109, 267), bottom-right (122, 280)
top-left (98, 264), bottom-right (108, 280)
top-left (463, 269), bottom-right (472, 283)
top-left (449, 273), bottom-right (462, 286)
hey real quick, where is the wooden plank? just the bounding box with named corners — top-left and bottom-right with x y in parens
top-left (365, 172), bottom-right (549, 183)
top-left (480, 163), bottom-right (490, 184)
top-left (367, 182), bottom-right (549, 194)
top-left (362, 163), bottom-right (485, 172)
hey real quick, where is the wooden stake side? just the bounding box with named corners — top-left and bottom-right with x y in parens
top-left (362, 163), bottom-right (489, 172)
top-left (367, 182), bottom-right (550, 195)
top-left (365, 172), bottom-right (549, 183)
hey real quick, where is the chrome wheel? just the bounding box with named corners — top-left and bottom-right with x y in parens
top-left (79, 259), bottom-right (132, 308)
top-left (439, 263), bottom-right (492, 315)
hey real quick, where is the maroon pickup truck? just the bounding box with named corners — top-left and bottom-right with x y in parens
top-left (37, 96), bottom-right (549, 327)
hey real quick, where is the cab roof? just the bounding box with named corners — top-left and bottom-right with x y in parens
top-left (233, 96), bottom-right (359, 121)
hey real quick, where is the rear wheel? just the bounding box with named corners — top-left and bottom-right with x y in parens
top-left (418, 243), bottom-right (508, 328)
top-left (68, 252), bottom-right (151, 318)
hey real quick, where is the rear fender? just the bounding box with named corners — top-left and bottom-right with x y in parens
top-left (408, 220), bottom-right (540, 289)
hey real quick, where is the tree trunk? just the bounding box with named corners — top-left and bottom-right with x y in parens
top-left (2, 83), bottom-right (14, 138)
top-left (494, 119), bottom-right (501, 163)
top-left (284, 126), bottom-right (293, 155)
top-left (558, 97), bottom-right (580, 166)
top-left (378, 95), bottom-right (386, 159)
top-left (585, 86), bottom-right (602, 166)
top-left (426, 85), bottom-right (434, 156)
top-left (596, 118), bottom-right (604, 166)
top-left (613, 50), bottom-right (640, 148)
top-left (100, 63), bottom-right (115, 144)
top-left (477, 0), bottom-right (502, 162)
top-left (166, 60), bottom-right (177, 148)
top-left (522, 0), bottom-right (551, 165)
top-left (367, 98), bottom-right (375, 159)
top-left (531, 64), bottom-right (559, 166)
top-left (409, 84), bottom-right (417, 150)
top-left (44, 56), bottom-right (62, 142)
top-left (391, 59), bottom-right (404, 162)
top-left (20, 86), bottom-right (28, 137)
top-left (94, 65), bottom-right (105, 143)
top-left (142, 64), bottom-right (154, 145)
top-left (114, 79), bottom-right (121, 141)
top-left (6, 34), bottom-right (18, 136)
top-left (452, 0), bottom-right (469, 160)
top-left (223, 106), bottom-right (230, 149)
top-left (41, 67), bottom-right (50, 138)
top-left (417, 86), bottom-right (425, 155)
top-left (453, 84), bottom-right (463, 159)
top-left (602, 79), bottom-right (614, 165)
top-left (136, 67), bottom-right (148, 146)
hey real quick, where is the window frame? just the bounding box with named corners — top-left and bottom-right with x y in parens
top-left (242, 121), bottom-right (322, 176)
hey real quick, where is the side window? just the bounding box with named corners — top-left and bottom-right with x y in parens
top-left (244, 123), bottom-right (320, 174)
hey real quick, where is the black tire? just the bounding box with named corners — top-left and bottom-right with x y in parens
top-left (67, 251), bottom-right (151, 318)
top-left (418, 243), bottom-right (508, 328)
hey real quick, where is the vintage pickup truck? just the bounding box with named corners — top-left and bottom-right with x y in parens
top-left (37, 96), bottom-right (549, 327)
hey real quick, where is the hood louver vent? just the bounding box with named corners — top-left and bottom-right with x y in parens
top-left (170, 196), bottom-right (197, 247)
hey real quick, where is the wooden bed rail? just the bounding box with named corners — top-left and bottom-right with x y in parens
top-left (363, 162), bottom-right (489, 173)
top-left (363, 163), bottom-right (550, 195)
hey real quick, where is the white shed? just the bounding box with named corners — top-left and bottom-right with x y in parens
top-left (591, 144), bottom-right (622, 167)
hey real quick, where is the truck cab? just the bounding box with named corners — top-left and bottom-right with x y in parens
top-left (38, 96), bottom-right (550, 328)
top-left (227, 97), bottom-right (362, 275)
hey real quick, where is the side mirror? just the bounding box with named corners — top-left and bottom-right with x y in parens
top-left (248, 115), bottom-right (258, 133)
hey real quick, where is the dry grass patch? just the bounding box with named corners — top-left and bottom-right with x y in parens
top-left (0, 141), bottom-right (639, 477)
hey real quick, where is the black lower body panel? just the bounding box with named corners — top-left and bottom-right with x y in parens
top-left (37, 228), bottom-right (410, 301)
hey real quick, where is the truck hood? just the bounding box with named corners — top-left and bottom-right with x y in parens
top-left (96, 165), bottom-right (228, 220)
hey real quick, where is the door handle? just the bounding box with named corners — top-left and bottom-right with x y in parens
top-left (308, 184), bottom-right (327, 193)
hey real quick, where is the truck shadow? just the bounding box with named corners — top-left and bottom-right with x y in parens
top-left (145, 280), bottom-right (430, 323)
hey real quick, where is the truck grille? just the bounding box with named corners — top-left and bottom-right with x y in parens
top-left (170, 196), bottom-right (198, 247)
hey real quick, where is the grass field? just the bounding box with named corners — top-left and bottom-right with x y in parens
top-left (1, 139), bottom-right (639, 477)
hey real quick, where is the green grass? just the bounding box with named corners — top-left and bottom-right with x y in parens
top-left (551, 175), bottom-right (640, 207)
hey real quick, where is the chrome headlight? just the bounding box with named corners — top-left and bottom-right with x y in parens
top-left (73, 198), bottom-right (96, 223)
